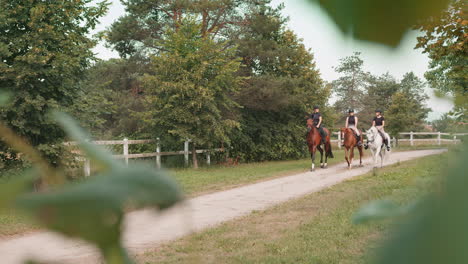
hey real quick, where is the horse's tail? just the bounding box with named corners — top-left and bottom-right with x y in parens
top-left (326, 142), bottom-right (334, 158)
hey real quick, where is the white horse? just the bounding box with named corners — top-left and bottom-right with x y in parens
top-left (365, 126), bottom-right (390, 168)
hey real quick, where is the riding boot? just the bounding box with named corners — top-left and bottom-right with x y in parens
top-left (383, 138), bottom-right (391, 151)
top-left (355, 135), bottom-right (362, 146)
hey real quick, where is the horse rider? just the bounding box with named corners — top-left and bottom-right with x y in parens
top-left (345, 109), bottom-right (362, 146)
top-left (369, 109), bottom-right (391, 151)
top-left (307, 106), bottom-right (327, 145)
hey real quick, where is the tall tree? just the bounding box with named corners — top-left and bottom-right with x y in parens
top-left (386, 72), bottom-right (430, 135)
top-left (359, 73), bottom-right (400, 128)
top-left (229, 3), bottom-right (329, 161)
top-left (140, 20), bottom-right (242, 168)
top-left (332, 52), bottom-right (369, 116)
top-left (415, 0), bottom-right (467, 120)
top-left (106, 0), bottom-right (257, 58)
top-left (0, 0), bottom-right (108, 165)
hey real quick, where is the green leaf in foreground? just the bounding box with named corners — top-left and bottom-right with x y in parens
top-left (352, 200), bottom-right (402, 224)
top-left (367, 144), bottom-right (468, 263)
top-left (53, 111), bottom-right (121, 172)
top-left (16, 166), bottom-right (183, 264)
top-left (0, 90), bottom-right (12, 106)
top-left (0, 172), bottom-right (36, 209)
top-left (307, 0), bottom-right (451, 47)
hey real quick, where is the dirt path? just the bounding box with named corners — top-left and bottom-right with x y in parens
top-left (0, 149), bottom-right (446, 264)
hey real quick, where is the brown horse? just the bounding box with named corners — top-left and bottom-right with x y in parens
top-left (306, 119), bottom-right (334, 171)
top-left (340, 127), bottom-right (364, 169)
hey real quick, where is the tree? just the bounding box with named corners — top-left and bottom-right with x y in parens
top-left (415, 0), bottom-right (467, 120)
top-left (140, 20), bottom-right (242, 168)
top-left (359, 73), bottom-right (400, 128)
top-left (0, 0), bottom-right (108, 165)
top-left (385, 73), bottom-right (430, 135)
top-left (229, 3), bottom-right (329, 161)
top-left (106, 0), bottom-right (256, 58)
top-left (70, 58), bottom-right (149, 139)
top-left (332, 52), bottom-right (369, 116)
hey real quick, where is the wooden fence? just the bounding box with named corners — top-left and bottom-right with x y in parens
top-left (68, 132), bottom-right (466, 176)
top-left (330, 131), bottom-right (466, 148)
top-left (65, 138), bottom-right (223, 177)
top-left (398, 132), bottom-right (466, 146)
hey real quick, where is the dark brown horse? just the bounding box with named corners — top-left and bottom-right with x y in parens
top-left (306, 119), bottom-right (334, 171)
top-left (340, 127), bottom-right (364, 169)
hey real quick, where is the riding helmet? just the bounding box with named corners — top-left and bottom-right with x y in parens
top-left (348, 109), bottom-right (354, 113)
top-left (375, 109), bottom-right (382, 113)
top-left (313, 105), bottom-right (319, 110)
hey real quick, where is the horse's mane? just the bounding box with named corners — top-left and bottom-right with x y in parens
top-left (368, 126), bottom-right (378, 134)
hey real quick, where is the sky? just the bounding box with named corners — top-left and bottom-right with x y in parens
top-left (91, 0), bottom-right (454, 121)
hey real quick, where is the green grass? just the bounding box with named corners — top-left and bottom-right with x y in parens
top-left (0, 210), bottom-right (40, 237)
top-left (137, 152), bottom-right (448, 264)
top-left (170, 150), bottom-right (345, 196)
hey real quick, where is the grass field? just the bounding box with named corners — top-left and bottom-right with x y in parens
top-left (137, 152), bottom-right (449, 264)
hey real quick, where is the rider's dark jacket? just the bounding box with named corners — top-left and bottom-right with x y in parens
top-left (310, 112), bottom-right (321, 126)
top-left (348, 115), bottom-right (356, 125)
top-left (373, 116), bottom-right (384, 126)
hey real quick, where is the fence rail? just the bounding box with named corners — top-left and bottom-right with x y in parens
top-left (69, 131), bottom-right (465, 176)
top-left (398, 131), bottom-right (463, 146)
top-left (330, 131), bottom-right (464, 148)
top-left (65, 138), bottom-right (224, 176)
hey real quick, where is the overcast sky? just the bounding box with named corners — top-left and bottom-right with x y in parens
top-left (91, 0), bottom-right (454, 120)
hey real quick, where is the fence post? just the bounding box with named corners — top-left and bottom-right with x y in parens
top-left (453, 135), bottom-right (457, 145)
top-left (437, 132), bottom-right (441, 145)
top-left (156, 137), bottom-right (161, 169)
top-left (410, 131), bottom-right (414, 146)
top-left (337, 132), bottom-right (341, 149)
top-left (392, 137), bottom-right (396, 148)
top-left (84, 158), bottom-right (91, 177)
top-left (184, 140), bottom-right (189, 167)
top-left (123, 138), bottom-right (129, 166)
top-left (206, 152), bottom-right (211, 166)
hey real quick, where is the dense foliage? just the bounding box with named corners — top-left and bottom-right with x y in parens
top-left (0, 0), bottom-right (108, 166)
top-left (140, 21), bottom-right (243, 167)
top-left (415, 0), bottom-right (467, 121)
top-left (76, 0), bottom-right (331, 163)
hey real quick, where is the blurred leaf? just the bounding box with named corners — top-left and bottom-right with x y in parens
top-left (369, 143), bottom-right (468, 263)
top-left (0, 172), bottom-right (36, 208)
top-left (353, 199), bottom-right (407, 224)
top-left (53, 111), bottom-right (121, 171)
top-left (307, 0), bottom-right (451, 46)
top-left (0, 90), bottom-right (12, 106)
top-left (16, 165), bottom-right (183, 264)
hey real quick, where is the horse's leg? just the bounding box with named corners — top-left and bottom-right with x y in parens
top-left (310, 150), bottom-right (316, 171)
top-left (324, 142), bottom-right (329, 167)
top-left (380, 149), bottom-right (385, 168)
top-left (344, 148), bottom-right (350, 167)
top-left (374, 146), bottom-right (381, 168)
top-left (349, 147), bottom-right (354, 169)
top-left (358, 146), bottom-right (363, 167)
top-left (317, 145), bottom-right (324, 168)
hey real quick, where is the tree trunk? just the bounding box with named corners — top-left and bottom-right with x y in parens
top-left (192, 143), bottom-right (198, 169)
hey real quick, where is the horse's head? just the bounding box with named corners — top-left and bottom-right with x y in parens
top-left (340, 127), bottom-right (348, 134)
